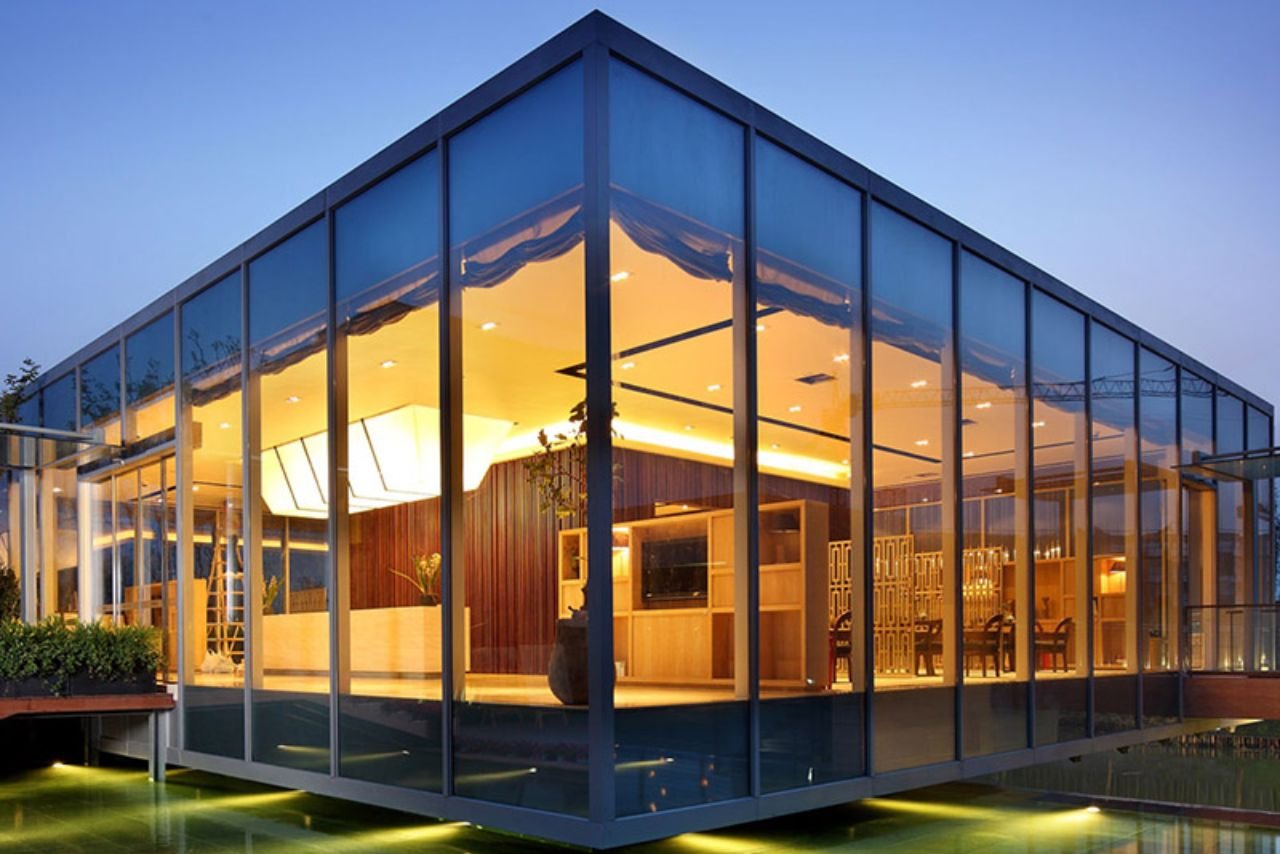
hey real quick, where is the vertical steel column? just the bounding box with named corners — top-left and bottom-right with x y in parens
top-left (859, 194), bottom-right (875, 773)
top-left (583, 41), bottom-right (616, 825)
top-left (439, 134), bottom-right (463, 796)
top-left (1131, 338), bottom-right (1144, 724)
top-left (18, 459), bottom-right (37, 624)
top-left (110, 474), bottom-right (120, 624)
top-left (847, 193), bottom-right (869, 704)
top-left (241, 259), bottom-right (259, 762)
top-left (946, 241), bottom-right (963, 760)
top-left (1081, 320), bottom-right (1095, 737)
top-left (326, 207), bottom-right (348, 778)
top-left (736, 123), bottom-right (761, 793)
top-left (174, 301), bottom-right (195, 749)
top-left (1022, 283), bottom-right (1036, 749)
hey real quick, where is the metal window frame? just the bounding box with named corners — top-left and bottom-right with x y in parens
top-left (8, 11), bottom-right (1271, 849)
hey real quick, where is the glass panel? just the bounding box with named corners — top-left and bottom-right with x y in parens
top-left (125, 312), bottom-right (175, 442)
top-left (959, 251), bottom-right (1027, 757)
top-left (1139, 350), bottom-right (1179, 703)
top-left (16, 393), bottom-right (39, 427)
top-left (41, 373), bottom-right (77, 433)
top-left (1249, 407), bottom-right (1275, 608)
top-left (336, 151), bottom-right (443, 790)
top-left (1030, 290), bottom-right (1087, 744)
top-left (449, 63), bottom-right (588, 815)
top-left (1180, 372), bottom-right (1213, 464)
top-left (609, 59), bottom-right (748, 814)
top-left (248, 220), bottom-right (331, 772)
top-left (0, 472), bottom-right (14, 618)
top-left (89, 479), bottom-right (114, 622)
top-left (753, 137), bottom-right (864, 790)
top-left (135, 463), bottom-right (167, 677)
top-left (1216, 391), bottom-right (1246, 610)
top-left (1089, 323), bottom-right (1136, 734)
top-left (46, 467), bottom-right (78, 620)
top-left (81, 344), bottom-right (122, 444)
top-left (181, 271), bottom-right (245, 759)
top-left (869, 202), bottom-right (955, 770)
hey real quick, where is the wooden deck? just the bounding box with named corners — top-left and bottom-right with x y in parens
top-left (0, 692), bottom-right (174, 722)
top-left (1184, 673), bottom-right (1280, 719)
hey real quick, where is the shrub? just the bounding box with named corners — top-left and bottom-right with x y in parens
top-left (0, 618), bottom-right (161, 696)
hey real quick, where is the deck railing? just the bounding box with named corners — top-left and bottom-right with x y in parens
top-left (1185, 604), bottom-right (1280, 673)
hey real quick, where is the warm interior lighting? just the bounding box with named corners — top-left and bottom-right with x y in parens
top-left (285, 395), bottom-right (301, 404)
top-left (788, 405), bottom-right (802, 413)
top-left (914, 439), bottom-right (929, 447)
top-left (975, 401), bottom-right (992, 410)
top-left (706, 383), bottom-right (721, 392)
top-left (610, 271), bottom-right (631, 283)
top-left (219, 421), bottom-right (231, 429)
top-left (621, 361), bottom-right (636, 370)
top-left (380, 359), bottom-right (397, 369)
top-left (756, 323), bottom-right (766, 332)
top-left (479, 321), bottom-right (498, 331)
top-left (1032, 420), bottom-right (1046, 428)
top-left (833, 353), bottom-right (850, 363)
top-left (260, 404), bottom-right (512, 519)
top-left (910, 379), bottom-right (928, 389)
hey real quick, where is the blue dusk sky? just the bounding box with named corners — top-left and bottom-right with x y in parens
top-left (2, 1), bottom-right (1278, 419)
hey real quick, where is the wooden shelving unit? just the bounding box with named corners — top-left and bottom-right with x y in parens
top-left (557, 499), bottom-right (829, 689)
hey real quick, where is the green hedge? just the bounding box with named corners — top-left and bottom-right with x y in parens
top-left (0, 618), bottom-right (162, 695)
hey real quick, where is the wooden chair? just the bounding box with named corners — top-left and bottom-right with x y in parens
top-left (828, 610), bottom-right (853, 684)
top-left (914, 619), bottom-right (944, 676)
top-left (964, 613), bottom-right (1006, 677)
top-left (1035, 617), bottom-right (1074, 672)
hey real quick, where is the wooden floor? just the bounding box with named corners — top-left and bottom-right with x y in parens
top-left (185, 667), bottom-right (1109, 706)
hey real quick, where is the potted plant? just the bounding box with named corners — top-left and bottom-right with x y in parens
top-left (524, 400), bottom-right (619, 705)
top-left (388, 553), bottom-right (442, 606)
top-left (0, 618), bottom-right (162, 698)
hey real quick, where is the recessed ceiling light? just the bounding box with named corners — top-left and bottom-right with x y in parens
top-left (1032, 420), bottom-right (1046, 428)
top-left (915, 439), bottom-right (929, 447)
top-left (770, 442), bottom-right (780, 450)
top-left (380, 359), bottom-right (397, 369)
top-left (52, 486), bottom-right (63, 494)
top-left (706, 383), bottom-right (721, 392)
top-left (841, 458), bottom-right (849, 466)
top-left (610, 271), bottom-right (631, 283)
top-left (683, 425), bottom-right (694, 431)
top-left (910, 379), bottom-right (928, 389)
top-left (833, 353), bottom-right (850, 363)
top-left (788, 405), bottom-right (802, 413)
top-left (480, 321), bottom-right (498, 332)
top-left (994, 487), bottom-right (1003, 494)
top-left (919, 497), bottom-right (930, 504)
top-left (219, 422), bottom-right (231, 430)
top-left (756, 323), bottom-right (767, 332)
top-left (975, 401), bottom-right (992, 410)
top-left (192, 485), bottom-right (201, 492)
top-left (620, 361), bottom-right (636, 371)
top-left (963, 451), bottom-right (975, 458)
top-left (285, 395), bottom-right (300, 404)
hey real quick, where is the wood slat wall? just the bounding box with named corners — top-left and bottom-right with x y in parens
top-left (347, 447), bottom-right (851, 674)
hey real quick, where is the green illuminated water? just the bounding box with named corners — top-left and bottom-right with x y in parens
top-left (0, 764), bottom-right (1276, 852)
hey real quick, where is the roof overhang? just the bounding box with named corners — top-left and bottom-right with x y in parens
top-left (0, 422), bottom-right (116, 471)
top-left (1178, 447), bottom-right (1280, 482)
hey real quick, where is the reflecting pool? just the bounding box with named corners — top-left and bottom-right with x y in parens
top-left (0, 763), bottom-right (1276, 852)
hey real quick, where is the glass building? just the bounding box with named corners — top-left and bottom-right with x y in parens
top-left (1, 13), bottom-right (1274, 847)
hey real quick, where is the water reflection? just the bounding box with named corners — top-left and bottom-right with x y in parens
top-left (0, 762), bottom-right (1275, 852)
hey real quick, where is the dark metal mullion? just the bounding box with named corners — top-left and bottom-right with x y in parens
top-left (240, 258), bottom-right (255, 763)
top-left (1084, 319), bottom-right (1095, 738)
top-left (439, 134), bottom-right (461, 799)
top-left (949, 241), bottom-right (964, 761)
top-left (1175, 364), bottom-right (1187, 718)
top-left (1024, 281), bottom-right (1037, 750)
top-left (740, 123), bottom-right (761, 797)
top-left (583, 41), bottom-right (616, 825)
top-left (860, 193), bottom-right (875, 774)
top-left (1133, 337), bottom-right (1145, 727)
top-left (325, 205), bottom-right (344, 778)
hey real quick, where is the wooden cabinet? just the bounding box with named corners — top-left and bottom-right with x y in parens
top-left (557, 499), bottom-right (829, 689)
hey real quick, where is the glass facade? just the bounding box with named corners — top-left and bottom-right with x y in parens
top-left (3, 23), bottom-right (1274, 846)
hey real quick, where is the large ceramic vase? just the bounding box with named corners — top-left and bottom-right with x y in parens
top-left (548, 614), bottom-right (589, 705)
